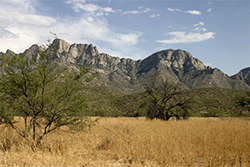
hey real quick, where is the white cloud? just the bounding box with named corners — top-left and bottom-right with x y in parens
top-left (66, 0), bottom-right (86, 4)
top-left (167, 8), bottom-right (182, 12)
top-left (123, 7), bottom-right (151, 15)
top-left (69, 3), bottom-right (114, 14)
top-left (19, 14), bottom-right (57, 27)
top-left (0, 0), bottom-right (58, 52)
top-left (86, 16), bottom-right (94, 22)
top-left (192, 22), bottom-right (207, 32)
top-left (0, 0), bottom-right (143, 58)
top-left (186, 10), bottom-right (201, 15)
top-left (193, 27), bottom-right (207, 32)
top-left (202, 28), bottom-right (207, 31)
top-left (67, 1), bottom-right (151, 17)
top-left (52, 17), bottom-right (142, 48)
top-left (207, 8), bottom-right (212, 12)
top-left (150, 13), bottom-right (160, 18)
top-left (0, 1), bottom-right (56, 28)
top-left (167, 8), bottom-right (201, 15)
top-left (157, 22), bottom-right (214, 44)
top-left (156, 31), bottom-right (215, 44)
top-left (1, 0), bottom-right (36, 11)
top-left (65, 0), bottom-right (114, 15)
top-left (0, 28), bottom-right (18, 39)
top-left (193, 22), bottom-right (205, 27)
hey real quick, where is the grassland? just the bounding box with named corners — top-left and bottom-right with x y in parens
top-left (0, 117), bottom-right (249, 166)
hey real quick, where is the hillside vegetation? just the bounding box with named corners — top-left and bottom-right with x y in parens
top-left (84, 86), bottom-right (249, 117)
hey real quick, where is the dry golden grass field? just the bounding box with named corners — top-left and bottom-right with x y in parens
top-left (0, 117), bottom-right (249, 167)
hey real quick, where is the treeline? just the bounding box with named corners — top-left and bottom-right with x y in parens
top-left (82, 86), bottom-right (250, 118)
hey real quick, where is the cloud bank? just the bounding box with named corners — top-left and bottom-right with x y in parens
top-left (156, 31), bottom-right (214, 44)
top-left (0, 0), bottom-right (143, 58)
top-left (156, 22), bottom-right (215, 44)
top-left (167, 8), bottom-right (201, 15)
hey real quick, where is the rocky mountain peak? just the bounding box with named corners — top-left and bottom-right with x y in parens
top-left (172, 50), bottom-right (206, 70)
top-left (22, 44), bottom-right (40, 61)
top-left (5, 49), bottom-right (16, 55)
top-left (52, 38), bottom-right (99, 55)
top-left (52, 39), bottom-right (70, 54)
top-left (231, 67), bottom-right (250, 86)
top-left (49, 39), bottom-right (100, 64)
top-left (139, 49), bottom-right (206, 75)
top-left (67, 43), bottom-right (99, 60)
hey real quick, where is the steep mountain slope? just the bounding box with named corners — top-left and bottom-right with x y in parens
top-left (136, 49), bottom-right (206, 87)
top-left (231, 67), bottom-right (250, 86)
top-left (136, 49), bottom-right (249, 90)
top-left (1, 39), bottom-right (249, 92)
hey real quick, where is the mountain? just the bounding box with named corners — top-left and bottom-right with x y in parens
top-left (231, 67), bottom-right (250, 86)
top-left (1, 39), bottom-right (249, 92)
top-left (136, 50), bottom-right (249, 90)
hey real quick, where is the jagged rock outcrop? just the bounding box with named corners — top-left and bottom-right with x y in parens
top-left (231, 67), bottom-right (250, 87)
top-left (1, 39), bottom-right (249, 92)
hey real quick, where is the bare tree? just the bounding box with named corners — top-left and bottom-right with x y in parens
top-left (145, 80), bottom-right (190, 120)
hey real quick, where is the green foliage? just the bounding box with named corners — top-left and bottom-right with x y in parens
top-left (80, 86), bottom-right (124, 117)
top-left (191, 87), bottom-right (249, 117)
top-left (114, 92), bottom-right (149, 117)
top-left (113, 87), bottom-right (249, 118)
top-left (234, 91), bottom-right (250, 116)
top-left (0, 40), bottom-right (97, 143)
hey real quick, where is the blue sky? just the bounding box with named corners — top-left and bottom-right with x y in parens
top-left (0, 0), bottom-right (249, 75)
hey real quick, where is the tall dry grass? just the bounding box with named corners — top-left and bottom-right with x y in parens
top-left (0, 117), bottom-right (249, 166)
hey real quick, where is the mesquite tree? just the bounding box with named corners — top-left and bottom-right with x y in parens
top-left (0, 40), bottom-right (96, 143)
top-left (145, 80), bottom-right (191, 120)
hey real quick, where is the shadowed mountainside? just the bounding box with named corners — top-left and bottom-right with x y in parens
top-left (231, 67), bottom-right (250, 86)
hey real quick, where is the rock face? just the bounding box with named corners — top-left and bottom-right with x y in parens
top-left (231, 67), bottom-right (250, 87)
top-left (2, 39), bottom-right (250, 92)
top-left (136, 49), bottom-right (249, 91)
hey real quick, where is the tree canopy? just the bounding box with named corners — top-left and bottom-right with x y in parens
top-left (0, 40), bottom-right (97, 143)
top-left (145, 80), bottom-right (191, 120)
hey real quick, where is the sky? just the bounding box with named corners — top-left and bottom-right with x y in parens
top-left (0, 0), bottom-right (249, 75)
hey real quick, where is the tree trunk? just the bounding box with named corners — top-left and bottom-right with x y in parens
top-left (33, 116), bottom-right (36, 140)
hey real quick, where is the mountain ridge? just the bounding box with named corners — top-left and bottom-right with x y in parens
top-left (1, 38), bottom-right (249, 92)
top-left (231, 67), bottom-right (250, 86)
